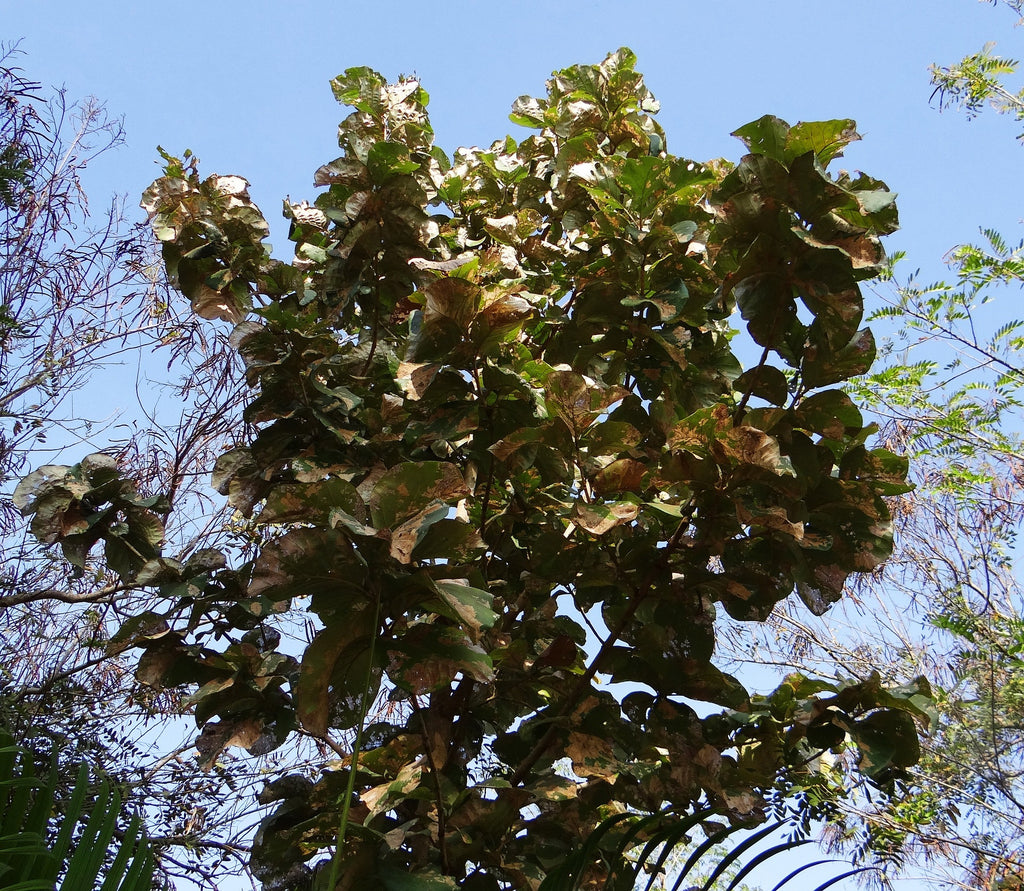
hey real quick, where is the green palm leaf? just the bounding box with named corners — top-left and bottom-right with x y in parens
top-left (0, 732), bottom-right (155, 891)
top-left (538, 806), bottom-right (877, 891)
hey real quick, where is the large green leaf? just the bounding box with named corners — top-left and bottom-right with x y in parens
top-left (369, 462), bottom-right (469, 529)
top-left (432, 579), bottom-right (498, 635)
top-left (295, 605), bottom-right (379, 735)
top-left (732, 115), bottom-right (859, 166)
top-left (387, 624), bottom-right (494, 693)
top-left (377, 862), bottom-right (459, 890)
top-left (802, 326), bottom-right (876, 389)
top-left (852, 709), bottom-right (922, 778)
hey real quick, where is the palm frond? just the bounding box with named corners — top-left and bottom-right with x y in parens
top-left (538, 806), bottom-right (879, 891)
top-left (0, 731), bottom-right (155, 891)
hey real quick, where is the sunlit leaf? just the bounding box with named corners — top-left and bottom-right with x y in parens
top-left (369, 462), bottom-right (469, 529)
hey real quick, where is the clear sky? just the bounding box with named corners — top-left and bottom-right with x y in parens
top-left (3, 3), bottom-right (1016, 889)
top-left (4, 0), bottom-right (1023, 282)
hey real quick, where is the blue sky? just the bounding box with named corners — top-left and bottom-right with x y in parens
top-left (5, 0), bottom-right (1023, 281)
top-left (4, 3), bottom-right (1017, 888)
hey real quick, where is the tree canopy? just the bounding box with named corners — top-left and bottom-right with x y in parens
top-left (8, 48), bottom-right (935, 889)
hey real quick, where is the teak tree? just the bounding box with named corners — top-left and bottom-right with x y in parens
top-left (15, 50), bottom-right (933, 889)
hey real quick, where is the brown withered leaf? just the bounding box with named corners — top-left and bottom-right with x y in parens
top-left (195, 717), bottom-right (265, 770)
top-left (573, 500), bottom-right (639, 535)
top-left (593, 458), bottom-right (648, 495)
top-left (566, 731), bottom-right (619, 779)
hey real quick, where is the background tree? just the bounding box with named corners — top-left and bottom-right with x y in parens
top-left (930, 0), bottom-right (1024, 139)
top-left (0, 47), bottom-right (286, 889)
top-left (14, 49), bottom-right (930, 889)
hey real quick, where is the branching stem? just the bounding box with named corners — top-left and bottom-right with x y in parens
top-left (326, 586), bottom-right (383, 890)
